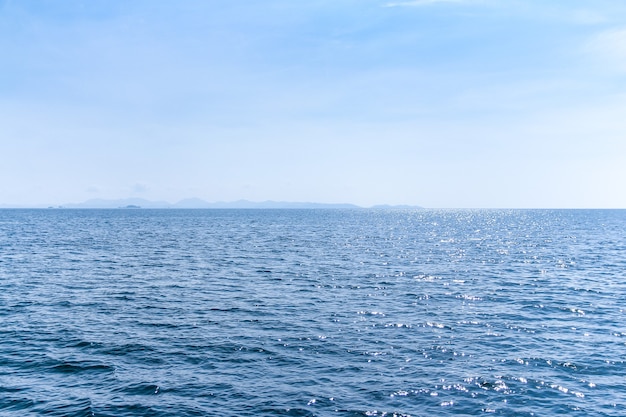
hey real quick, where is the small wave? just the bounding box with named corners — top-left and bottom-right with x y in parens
top-left (51, 361), bottom-right (115, 374)
top-left (112, 382), bottom-right (162, 396)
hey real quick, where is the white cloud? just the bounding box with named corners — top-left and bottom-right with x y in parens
top-left (384, 0), bottom-right (468, 7)
top-left (585, 28), bottom-right (626, 72)
top-left (569, 9), bottom-right (607, 25)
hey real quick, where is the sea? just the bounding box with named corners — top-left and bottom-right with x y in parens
top-left (0, 209), bottom-right (624, 416)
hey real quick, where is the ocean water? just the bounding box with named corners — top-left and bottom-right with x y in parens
top-left (0, 209), bottom-right (625, 417)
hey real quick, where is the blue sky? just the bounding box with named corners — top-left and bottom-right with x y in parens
top-left (1, 0), bottom-right (625, 208)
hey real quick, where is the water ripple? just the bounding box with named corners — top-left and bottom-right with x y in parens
top-left (0, 209), bottom-right (624, 416)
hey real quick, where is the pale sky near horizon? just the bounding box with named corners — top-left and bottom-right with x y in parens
top-left (1, 0), bottom-right (625, 208)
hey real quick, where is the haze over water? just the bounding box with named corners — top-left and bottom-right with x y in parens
top-left (1, 208), bottom-right (625, 416)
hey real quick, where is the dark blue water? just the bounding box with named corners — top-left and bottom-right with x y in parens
top-left (0, 209), bottom-right (625, 416)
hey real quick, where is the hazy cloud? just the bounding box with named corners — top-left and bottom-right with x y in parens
top-left (585, 28), bottom-right (626, 72)
top-left (569, 9), bottom-right (607, 25)
top-left (384, 0), bottom-right (469, 7)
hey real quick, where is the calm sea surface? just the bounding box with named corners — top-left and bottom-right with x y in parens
top-left (0, 209), bottom-right (625, 416)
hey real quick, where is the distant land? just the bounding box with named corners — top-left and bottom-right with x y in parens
top-left (9, 198), bottom-right (423, 210)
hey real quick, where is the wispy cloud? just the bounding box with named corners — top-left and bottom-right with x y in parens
top-left (384, 0), bottom-right (468, 7)
top-left (569, 9), bottom-right (607, 25)
top-left (585, 28), bottom-right (626, 72)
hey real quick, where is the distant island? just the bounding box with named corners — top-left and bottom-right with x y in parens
top-left (45, 198), bottom-right (424, 210)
